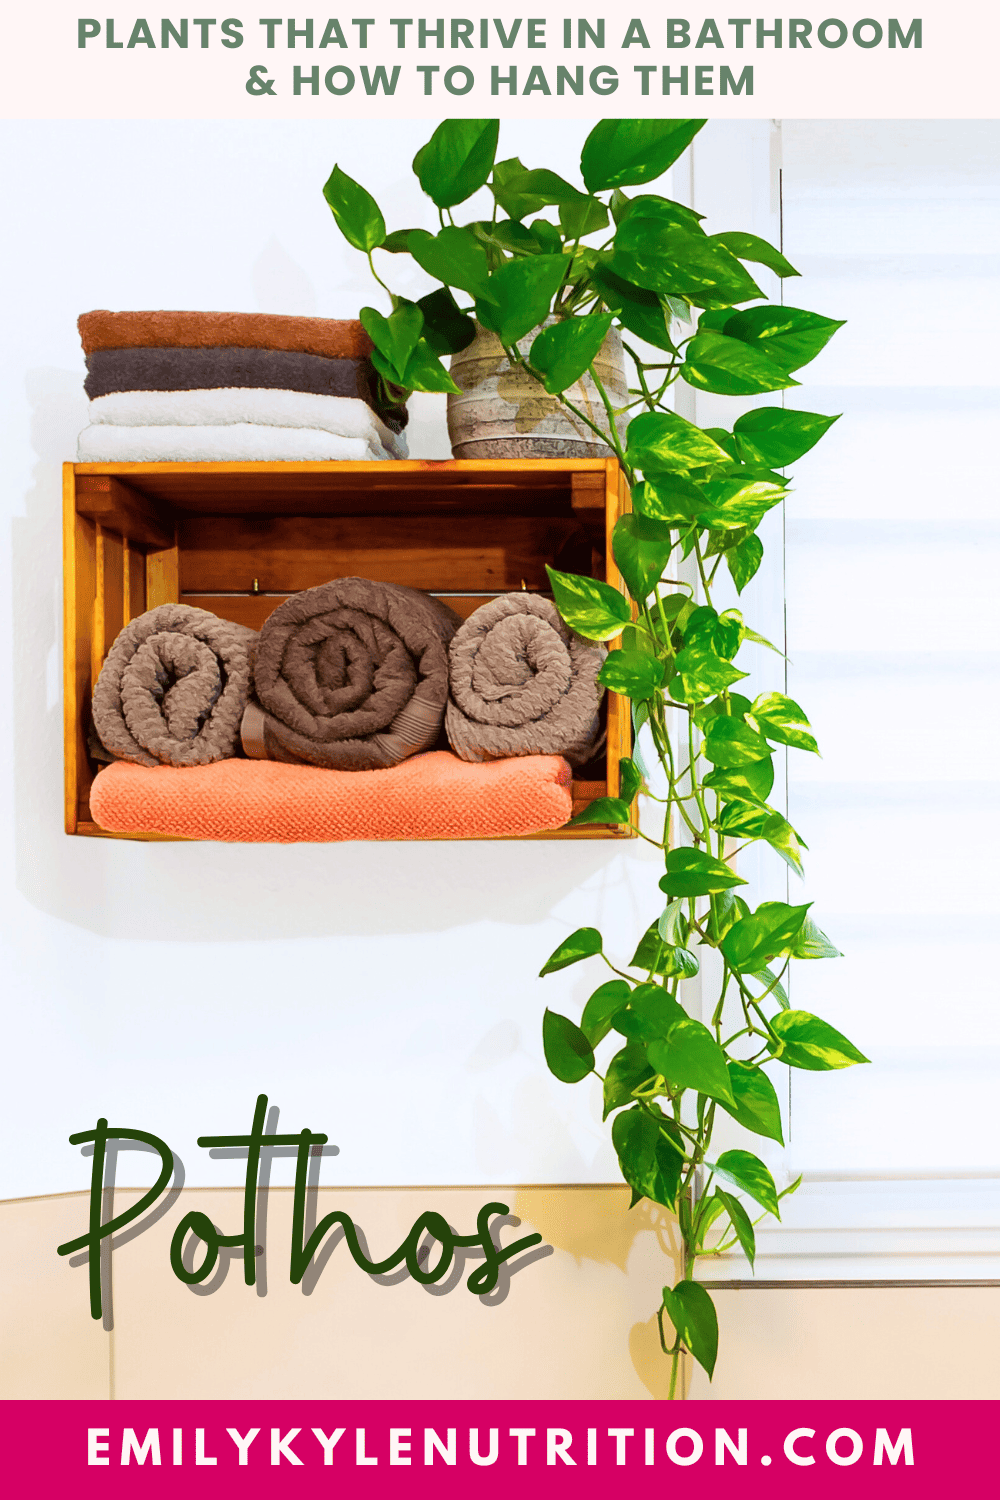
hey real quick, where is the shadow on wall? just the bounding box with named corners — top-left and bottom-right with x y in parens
top-left (11, 369), bottom-right (646, 941)
top-left (513, 1187), bottom-right (683, 1400)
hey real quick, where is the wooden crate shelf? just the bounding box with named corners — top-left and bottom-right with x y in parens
top-left (63, 458), bottom-right (635, 842)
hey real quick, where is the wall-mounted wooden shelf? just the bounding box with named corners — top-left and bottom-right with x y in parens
top-left (63, 458), bottom-right (634, 842)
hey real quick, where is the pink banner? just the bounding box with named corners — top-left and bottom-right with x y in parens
top-left (0, 1400), bottom-right (986, 1494)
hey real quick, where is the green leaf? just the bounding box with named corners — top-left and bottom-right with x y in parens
top-left (625, 409), bottom-right (732, 474)
top-left (581, 119), bottom-right (706, 192)
top-left (546, 565), bottom-right (631, 641)
top-left (703, 758), bottom-right (775, 806)
top-left (659, 848), bottom-right (746, 898)
top-left (611, 513), bottom-right (674, 602)
top-left (361, 302), bottom-right (424, 384)
top-left (648, 1020), bottom-right (734, 1105)
top-left (712, 1148), bottom-right (780, 1217)
top-left (703, 716), bottom-right (772, 767)
top-left (491, 158), bottom-right (584, 219)
top-left (657, 898), bottom-right (688, 946)
top-left (630, 922), bottom-right (699, 979)
top-left (696, 691), bottom-right (753, 729)
top-left (721, 902), bottom-right (811, 973)
top-left (726, 534), bottom-right (764, 593)
top-left (413, 119), bottom-right (500, 209)
top-left (416, 288), bottom-right (476, 357)
top-left (380, 227), bottom-right (420, 253)
top-left (322, 164), bottom-right (386, 253)
top-left (398, 337), bottom-right (462, 395)
top-left (529, 313), bottom-right (613, 395)
top-left (682, 332), bottom-right (800, 396)
top-left (709, 231), bottom-right (799, 279)
top-left (718, 1060), bottom-right (785, 1144)
top-left (661, 1279), bottom-right (718, 1379)
top-left (780, 1174), bottom-right (804, 1204)
top-left (560, 194), bottom-right (609, 240)
top-left (476, 256), bottom-right (567, 347)
top-left (711, 890), bottom-right (751, 946)
top-left (625, 194), bottom-right (707, 234)
top-left (716, 803), bottom-right (808, 878)
top-left (714, 1187), bottom-right (757, 1268)
top-left (618, 757), bottom-right (643, 805)
top-left (598, 649), bottom-right (663, 700)
top-left (670, 643), bottom-right (748, 704)
top-left (543, 1009), bottom-right (595, 1083)
top-left (768, 1010), bottom-right (869, 1071)
top-left (603, 1042), bottom-right (655, 1119)
top-left (407, 226), bottom-right (492, 300)
top-left (750, 692), bottom-right (819, 754)
top-left (613, 981), bottom-right (687, 1043)
top-left (539, 926), bottom-right (603, 976)
top-left (790, 916), bottom-right (841, 960)
top-left (614, 226), bottom-right (763, 309)
top-left (613, 1106), bottom-right (685, 1210)
top-left (724, 304), bottom-right (845, 373)
top-left (590, 265), bottom-right (676, 353)
top-left (685, 604), bottom-right (744, 660)
top-left (528, 217), bottom-right (563, 254)
top-left (566, 797), bottom-right (631, 827)
top-left (471, 217), bottom-right (541, 256)
top-left (699, 476), bottom-right (787, 532)
top-left (733, 407), bottom-right (841, 467)
top-left (632, 474), bottom-right (709, 526)
top-left (581, 980), bottom-right (631, 1046)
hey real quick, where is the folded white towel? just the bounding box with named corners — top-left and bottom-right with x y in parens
top-left (77, 424), bottom-right (400, 464)
top-left (87, 387), bottom-right (408, 459)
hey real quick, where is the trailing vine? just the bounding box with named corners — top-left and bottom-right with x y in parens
top-left (326, 117), bottom-right (868, 1394)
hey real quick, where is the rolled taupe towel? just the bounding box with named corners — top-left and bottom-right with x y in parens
top-left (245, 578), bottom-right (461, 771)
top-left (83, 346), bottom-right (408, 430)
top-left (92, 604), bottom-right (257, 768)
top-left (446, 593), bottom-right (606, 767)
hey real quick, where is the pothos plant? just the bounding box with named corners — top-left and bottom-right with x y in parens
top-left (325, 118), bottom-right (869, 1397)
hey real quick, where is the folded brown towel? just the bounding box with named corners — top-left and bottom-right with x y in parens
top-left (92, 604), bottom-right (257, 768)
top-left (79, 310), bottom-right (373, 361)
top-left (446, 593), bottom-right (606, 766)
top-left (83, 346), bottom-right (407, 430)
top-left (244, 579), bottom-right (462, 771)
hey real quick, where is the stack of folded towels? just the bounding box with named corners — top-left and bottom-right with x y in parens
top-left (76, 310), bottom-right (409, 462)
top-left (87, 582), bottom-right (607, 841)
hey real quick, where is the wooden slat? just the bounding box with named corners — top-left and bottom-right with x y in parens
top-left (146, 538), bottom-right (180, 608)
top-left (177, 515), bottom-right (589, 596)
top-left (102, 530), bottom-right (124, 655)
top-left (63, 464), bottom-right (92, 835)
top-left (74, 459), bottom-right (608, 519)
top-left (75, 474), bottom-right (173, 548)
top-left (90, 525), bottom-right (105, 696)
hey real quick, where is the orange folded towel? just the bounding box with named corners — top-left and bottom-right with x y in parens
top-left (88, 752), bottom-right (573, 842)
top-left (77, 310), bottom-right (372, 361)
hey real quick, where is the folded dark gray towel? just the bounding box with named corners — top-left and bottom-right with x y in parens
top-left (83, 346), bottom-right (407, 430)
top-left (244, 578), bottom-right (461, 771)
top-left (446, 593), bottom-right (606, 766)
top-left (92, 604), bottom-right (258, 768)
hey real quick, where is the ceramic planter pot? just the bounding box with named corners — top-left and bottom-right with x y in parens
top-left (447, 317), bottom-right (628, 460)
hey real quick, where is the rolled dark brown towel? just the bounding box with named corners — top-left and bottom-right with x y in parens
top-left (446, 593), bottom-right (606, 766)
top-left (83, 346), bottom-right (408, 430)
top-left (92, 604), bottom-right (258, 768)
top-left (244, 578), bottom-right (461, 771)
